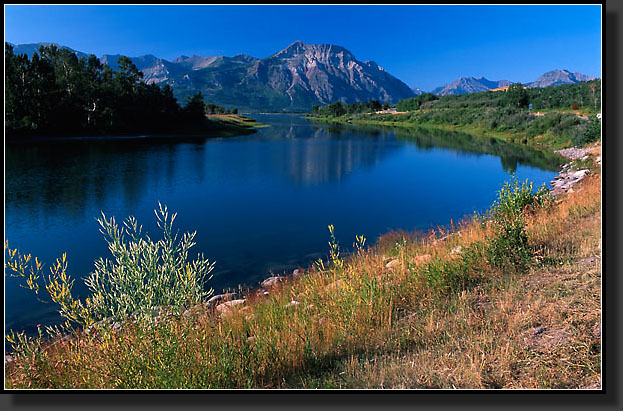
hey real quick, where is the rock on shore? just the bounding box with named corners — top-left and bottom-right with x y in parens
top-left (549, 145), bottom-right (596, 196)
top-left (550, 167), bottom-right (590, 196)
top-left (555, 147), bottom-right (592, 160)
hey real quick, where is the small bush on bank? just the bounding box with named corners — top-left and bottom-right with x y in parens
top-left (87, 203), bottom-right (215, 322)
top-left (486, 178), bottom-right (552, 272)
top-left (5, 203), bottom-right (214, 351)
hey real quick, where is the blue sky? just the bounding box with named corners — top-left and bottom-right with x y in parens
top-left (4, 4), bottom-right (602, 91)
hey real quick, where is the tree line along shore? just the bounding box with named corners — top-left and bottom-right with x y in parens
top-left (5, 43), bottom-right (261, 139)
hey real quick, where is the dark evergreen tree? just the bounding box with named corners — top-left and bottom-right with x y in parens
top-left (505, 83), bottom-right (529, 109)
top-left (182, 92), bottom-right (207, 124)
top-left (4, 43), bottom-right (215, 137)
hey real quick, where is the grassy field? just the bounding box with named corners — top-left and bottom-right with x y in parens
top-left (206, 113), bottom-right (270, 128)
top-left (4, 141), bottom-right (601, 389)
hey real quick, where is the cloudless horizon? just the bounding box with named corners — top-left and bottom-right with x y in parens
top-left (5, 4), bottom-right (602, 91)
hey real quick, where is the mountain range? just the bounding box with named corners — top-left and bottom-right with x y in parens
top-left (9, 42), bottom-right (597, 110)
top-left (431, 69), bottom-right (596, 96)
top-left (10, 41), bottom-right (415, 112)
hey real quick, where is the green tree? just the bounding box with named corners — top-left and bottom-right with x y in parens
top-left (505, 83), bottom-right (529, 109)
top-left (368, 100), bottom-right (383, 112)
top-left (327, 101), bottom-right (346, 117)
top-left (5, 44), bottom-right (32, 131)
top-left (183, 92), bottom-right (207, 124)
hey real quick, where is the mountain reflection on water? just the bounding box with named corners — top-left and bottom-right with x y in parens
top-left (6, 119), bottom-right (400, 223)
top-left (5, 114), bottom-right (559, 334)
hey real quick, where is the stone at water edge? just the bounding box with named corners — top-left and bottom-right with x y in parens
top-left (255, 288), bottom-right (270, 298)
top-left (261, 276), bottom-right (284, 288)
top-left (204, 292), bottom-right (238, 309)
top-left (215, 299), bottom-right (247, 316)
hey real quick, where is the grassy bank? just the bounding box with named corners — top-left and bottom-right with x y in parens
top-left (310, 115), bottom-right (532, 145)
top-left (206, 113), bottom-right (270, 129)
top-left (308, 112), bottom-right (596, 151)
top-left (4, 141), bottom-right (601, 389)
top-left (308, 80), bottom-right (601, 151)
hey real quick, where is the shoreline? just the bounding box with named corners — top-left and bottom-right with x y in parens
top-left (196, 141), bottom-right (602, 317)
top-left (5, 126), bottom-right (259, 144)
top-left (306, 115), bottom-right (570, 154)
top-left (6, 115), bottom-right (266, 144)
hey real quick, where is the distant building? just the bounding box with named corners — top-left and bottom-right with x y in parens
top-left (491, 86), bottom-right (510, 92)
top-left (491, 85), bottom-right (529, 92)
top-left (375, 108), bottom-right (398, 114)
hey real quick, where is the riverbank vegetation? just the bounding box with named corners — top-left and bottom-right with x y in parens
top-left (309, 80), bottom-right (601, 150)
top-left (5, 142), bottom-right (601, 388)
top-left (5, 43), bottom-right (257, 138)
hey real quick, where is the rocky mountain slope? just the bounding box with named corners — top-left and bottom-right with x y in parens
top-left (525, 69), bottom-right (595, 88)
top-left (157, 41), bottom-right (415, 111)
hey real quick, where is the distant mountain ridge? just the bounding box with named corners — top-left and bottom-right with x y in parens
top-left (9, 41), bottom-right (415, 112)
top-left (431, 69), bottom-right (596, 96)
top-left (525, 69), bottom-right (595, 88)
top-left (431, 77), bottom-right (512, 96)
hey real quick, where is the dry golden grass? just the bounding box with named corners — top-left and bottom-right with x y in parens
top-left (5, 145), bottom-right (601, 389)
top-left (329, 155), bottom-right (601, 389)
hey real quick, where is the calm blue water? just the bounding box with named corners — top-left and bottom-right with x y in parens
top-left (5, 115), bottom-right (559, 334)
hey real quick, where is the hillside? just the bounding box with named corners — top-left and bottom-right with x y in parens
top-left (310, 79), bottom-right (602, 150)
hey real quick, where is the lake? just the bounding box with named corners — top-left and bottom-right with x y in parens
top-left (4, 114), bottom-right (560, 334)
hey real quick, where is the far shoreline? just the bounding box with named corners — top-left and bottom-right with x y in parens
top-left (5, 116), bottom-right (267, 144)
top-left (5, 129), bottom-right (257, 144)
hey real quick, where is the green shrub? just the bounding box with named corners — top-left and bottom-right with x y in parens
top-left (490, 178), bottom-right (551, 220)
top-left (5, 203), bottom-right (214, 334)
top-left (486, 212), bottom-right (531, 272)
top-left (486, 178), bottom-right (551, 272)
top-left (86, 203), bottom-right (215, 322)
top-left (583, 118), bottom-right (601, 144)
